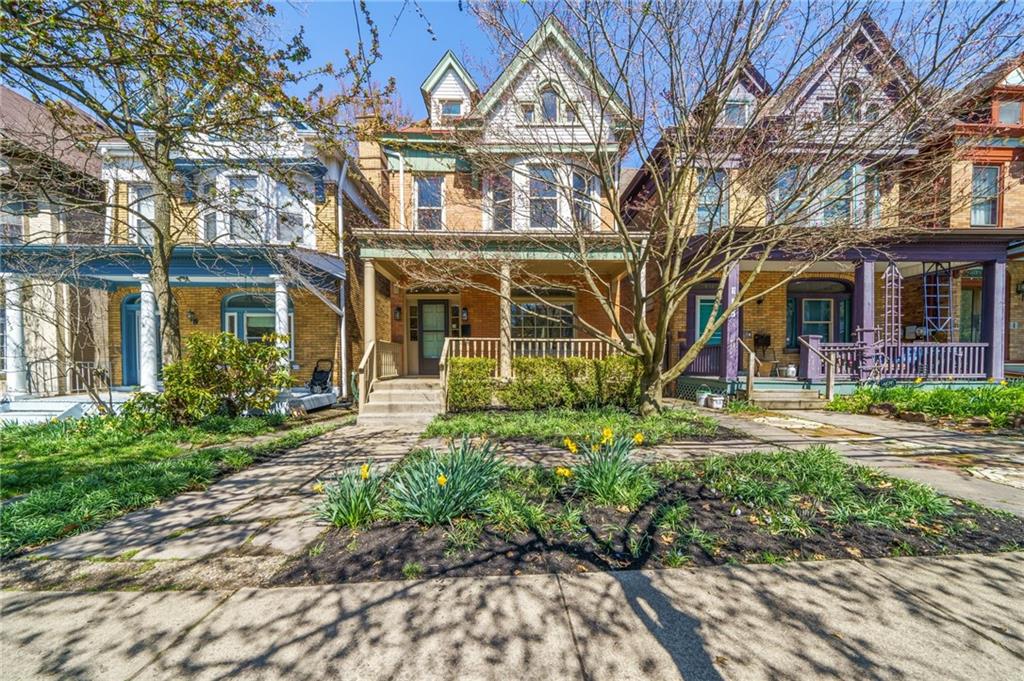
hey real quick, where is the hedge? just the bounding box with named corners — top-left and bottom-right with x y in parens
top-left (446, 355), bottom-right (641, 412)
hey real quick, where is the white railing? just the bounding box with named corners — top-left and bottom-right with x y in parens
top-left (68, 361), bottom-right (112, 394)
top-left (27, 359), bottom-right (60, 396)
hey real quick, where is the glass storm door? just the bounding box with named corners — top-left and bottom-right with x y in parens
top-left (418, 301), bottom-right (447, 375)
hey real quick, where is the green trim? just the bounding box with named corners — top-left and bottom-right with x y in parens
top-left (420, 50), bottom-right (479, 102)
top-left (472, 16), bottom-right (630, 121)
top-left (360, 243), bottom-right (625, 261)
top-left (384, 149), bottom-right (472, 173)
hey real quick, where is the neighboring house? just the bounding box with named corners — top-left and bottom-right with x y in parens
top-left (351, 17), bottom-right (633, 424)
top-left (621, 15), bottom-right (1020, 400)
top-left (0, 100), bottom-right (386, 412)
top-left (1, 86), bottom-right (107, 398)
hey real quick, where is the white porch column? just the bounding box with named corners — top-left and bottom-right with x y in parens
top-left (499, 263), bottom-right (512, 379)
top-left (270, 275), bottom-right (291, 367)
top-left (2, 274), bottom-right (28, 396)
top-left (363, 259), bottom-right (376, 349)
top-left (133, 273), bottom-right (159, 393)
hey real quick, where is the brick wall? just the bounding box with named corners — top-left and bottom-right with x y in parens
top-left (1010, 261), bottom-right (1024, 362)
top-left (107, 285), bottom-right (343, 387)
top-left (949, 156), bottom-right (1024, 228)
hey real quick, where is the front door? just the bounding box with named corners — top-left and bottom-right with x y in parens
top-left (418, 300), bottom-right (447, 375)
top-left (120, 294), bottom-right (161, 386)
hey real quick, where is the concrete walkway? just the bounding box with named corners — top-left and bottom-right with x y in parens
top-left (2, 552), bottom-right (1021, 680)
top-left (713, 409), bottom-right (1024, 517)
top-left (33, 424), bottom-right (423, 560)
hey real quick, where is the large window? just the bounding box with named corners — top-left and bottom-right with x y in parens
top-left (571, 170), bottom-right (594, 229)
top-left (222, 293), bottom-right (294, 359)
top-left (823, 168), bottom-right (854, 224)
top-left (540, 88), bottom-right (559, 123)
top-left (971, 165), bottom-right (1000, 227)
top-left (228, 176), bottom-right (260, 240)
top-left (722, 100), bottom-right (750, 126)
top-left (529, 166), bottom-right (558, 230)
top-left (511, 299), bottom-right (574, 339)
top-left (130, 184), bottom-right (154, 245)
top-left (784, 279), bottom-right (852, 347)
top-left (491, 171), bottom-right (513, 231)
top-left (696, 169), bottom-right (729, 233)
top-left (274, 181), bottom-right (304, 242)
top-left (415, 175), bottom-right (443, 230)
top-left (997, 100), bottom-right (1022, 125)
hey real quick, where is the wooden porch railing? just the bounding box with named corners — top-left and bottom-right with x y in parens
top-left (679, 344), bottom-right (720, 377)
top-left (441, 337), bottom-right (621, 381)
top-left (357, 340), bottom-right (403, 408)
top-left (800, 336), bottom-right (990, 382)
top-left (798, 337), bottom-right (837, 400)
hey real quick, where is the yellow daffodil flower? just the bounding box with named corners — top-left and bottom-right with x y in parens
top-left (360, 463), bottom-right (370, 480)
top-left (437, 473), bottom-right (448, 487)
top-left (914, 377), bottom-right (923, 384)
top-left (555, 466), bottom-right (573, 478)
top-left (601, 426), bottom-right (614, 445)
top-left (633, 432), bottom-right (645, 445)
top-left (1000, 380), bottom-right (1008, 386)
top-left (564, 436), bottom-right (579, 455)
top-left (312, 482), bottom-right (325, 494)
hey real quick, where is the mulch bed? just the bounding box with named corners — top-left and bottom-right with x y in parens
top-left (273, 479), bottom-right (1024, 585)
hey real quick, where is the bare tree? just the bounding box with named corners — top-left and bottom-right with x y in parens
top-left (363, 0), bottom-right (1021, 413)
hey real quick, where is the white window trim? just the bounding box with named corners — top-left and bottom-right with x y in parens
top-left (200, 170), bottom-right (315, 247)
top-left (414, 174), bottom-right (445, 231)
top-left (526, 164), bottom-right (561, 231)
top-left (128, 183), bottom-right (154, 245)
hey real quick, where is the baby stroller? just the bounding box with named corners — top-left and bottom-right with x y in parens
top-left (307, 359), bottom-right (334, 394)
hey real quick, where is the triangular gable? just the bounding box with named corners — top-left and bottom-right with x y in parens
top-left (470, 15), bottom-right (630, 121)
top-left (1005, 66), bottom-right (1024, 87)
top-left (767, 13), bottom-right (917, 118)
top-left (420, 50), bottom-right (479, 109)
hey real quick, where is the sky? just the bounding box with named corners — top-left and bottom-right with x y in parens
top-left (271, 1), bottom-right (501, 120)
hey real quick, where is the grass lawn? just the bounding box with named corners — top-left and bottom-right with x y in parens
top-left (279, 443), bottom-right (1024, 585)
top-left (0, 414), bottom-right (351, 555)
top-left (424, 407), bottom-right (725, 445)
top-left (829, 384), bottom-right (1024, 428)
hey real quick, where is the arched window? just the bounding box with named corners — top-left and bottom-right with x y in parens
top-left (222, 292), bottom-right (295, 358)
top-left (785, 279), bottom-right (852, 348)
top-left (539, 87), bottom-right (559, 123)
top-left (838, 83), bottom-right (862, 122)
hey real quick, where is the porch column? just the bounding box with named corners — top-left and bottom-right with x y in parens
top-left (363, 259), bottom-right (376, 349)
top-left (853, 259), bottom-right (876, 378)
top-left (499, 262), bottom-right (512, 379)
top-left (133, 273), bottom-right (159, 393)
top-left (270, 275), bottom-right (290, 367)
top-left (1, 274), bottom-right (28, 396)
top-left (981, 259), bottom-right (1006, 380)
top-left (718, 263), bottom-right (739, 381)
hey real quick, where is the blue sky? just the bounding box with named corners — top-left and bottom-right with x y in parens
top-left (272, 1), bottom-right (500, 119)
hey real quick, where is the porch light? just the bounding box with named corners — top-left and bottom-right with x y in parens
top-left (394, 306), bottom-right (402, 321)
top-left (187, 309), bottom-right (199, 325)
top-left (461, 308), bottom-right (469, 321)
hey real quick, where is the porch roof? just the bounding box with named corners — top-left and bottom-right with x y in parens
top-left (0, 243), bottom-right (345, 290)
top-left (353, 229), bottom-right (633, 262)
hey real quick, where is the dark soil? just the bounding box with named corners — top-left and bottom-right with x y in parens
top-left (273, 479), bottom-right (1024, 586)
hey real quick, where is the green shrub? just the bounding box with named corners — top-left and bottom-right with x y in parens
top-left (596, 355), bottom-right (642, 409)
top-left (499, 357), bottom-right (572, 410)
top-left (573, 432), bottom-right (656, 510)
top-left (315, 462), bottom-right (383, 529)
top-left (156, 332), bottom-right (291, 424)
top-left (829, 384), bottom-right (1023, 428)
top-left (447, 357), bottom-right (496, 412)
top-left (494, 355), bottom-right (641, 411)
top-left (385, 437), bottom-right (505, 525)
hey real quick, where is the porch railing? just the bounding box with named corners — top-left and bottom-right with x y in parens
top-left (680, 344), bottom-right (720, 377)
top-left (27, 359), bottom-right (61, 396)
top-left (357, 340), bottom-right (403, 408)
top-left (800, 336), bottom-right (990, 382)
top-left (441, 337), bottom-right (621, 381)
top-left (68, 361), bottom-right (112, 394)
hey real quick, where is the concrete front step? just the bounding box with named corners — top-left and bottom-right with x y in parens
top-left (359, 401), bottom-right (443, 416)
top-left (358, 375), bottom-right (444, 427)
top-left (366, 390), bottom-right (442, 404)
top-left (749, 400), bottom-right (829, 410)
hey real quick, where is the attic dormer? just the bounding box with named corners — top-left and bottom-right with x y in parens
top-left (421, 50), bottom-right (480, 129)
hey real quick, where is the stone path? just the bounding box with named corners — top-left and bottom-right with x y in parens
top-left (3, 552), bottom-right (1022, 680)
top-left (712, 408), bottom-right (1024, 517)
top-left (33, 424), bottom-right (423, 561)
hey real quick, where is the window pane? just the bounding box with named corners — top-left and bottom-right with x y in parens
top-left (204, 212), bottom-right (218, 241)
top-left (572, 171), bottom-right (592, 228)
top-left (697, 297), bottom-right (722, 345)
top-left (521, 104), bottom-right (534, 123)
top-left (529, 167), bottom-right (557, 229)
top-left (276, 212), bottom-right (303, 242)
top-left (416, 176), bottom-right (442, 208)
top-left (441, 101), bottom-right (461, 116)
top-left (803, 299), bottom-right (832, 323)
top-left (998, 100), bottom-right (1022, 125)
top-left (697, 169), bottom-right (728, 233)
top-left (824, 169), bottom-right (853, 224)
top-left (244, 313), bottom-right (275, 343)
top-left (971, 166), bottom-right (999, 226)
top-left (722, 101), bottom-right (747, 126)
top-left (511, 302), bottom-right (574, 339)
top-left (540, 89), bottom-right (558, 122)
top-left (492, 172), bottom-right (513, 231)
top-left (133, 185), bottom-right (154, 244)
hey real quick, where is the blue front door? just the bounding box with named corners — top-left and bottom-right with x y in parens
top-left (121, 295), bottom-right (160, 386)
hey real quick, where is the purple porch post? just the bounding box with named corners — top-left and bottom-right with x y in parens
top-left (799, 335), bottom-right (824, 380)
top-left (981, 259), bottom-right (1006, 380)
top-left (718, 263), bottom-right (740, 381)
top-left (853, 260), bottom-right (876, 378)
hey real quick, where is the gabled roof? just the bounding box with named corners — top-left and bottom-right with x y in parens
top-left (737, 64), bottom-right (772, 98)
top-left (764, 13), bottom-right (918, 118)
top-left (469, 15), bottom-right (631, 121)
top-left (954, 52), bottom-right (1024, 107)
top-left (419, 50), bottom-right (480, 109)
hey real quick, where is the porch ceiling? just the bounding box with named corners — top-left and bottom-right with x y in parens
top-left (0, 244), bottom-right (345, 290)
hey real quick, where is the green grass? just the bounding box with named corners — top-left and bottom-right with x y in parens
top-left (0, 414), bottom-right (288, 500)
top-left (424, 407), bottom-right (722, 445)
top-left (829, 384), bottom-right (1024, 428)
top-left (0, 420), bottom-right (342, 556)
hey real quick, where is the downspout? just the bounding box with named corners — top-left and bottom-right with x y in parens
top-left (337, 159), bottom-right (350, 400)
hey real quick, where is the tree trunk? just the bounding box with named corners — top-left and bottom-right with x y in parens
top-left (638, 362), bottom-right (664, 415)
top-left (150, 144), bottom-right (182, 364)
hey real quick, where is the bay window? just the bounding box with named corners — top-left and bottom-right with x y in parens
top-left (275, 181), bottom-right (304, 242)
top-left (571, 170), bottom-right (594, 229)
top-left (823, 168), bottom-right (854, 225)
top-left (228, 176), bottom-right (260, 241)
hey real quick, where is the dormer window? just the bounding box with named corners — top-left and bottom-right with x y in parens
top-left (722, 101), bottom-right (750, 126)
top-left (440, 100), bottom-right (462, 119)
top-left (540, 88), bottom-right (559, 123)
top-left (997, 100), bottom-right (1023, 125)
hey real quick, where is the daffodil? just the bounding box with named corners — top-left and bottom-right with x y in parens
top-left (564, 436), bottom-right (579, 454)
top-left (601, 426), bottom-right (614, 445)
top-left (1000, 380), bottom-right (1008, 386)
top-left (437, 473), bottom-right (448, 487)
top-left (633, 432), bottom-right (644, 445)
top-left (914, 377), bottom-right (923, 384)
top-left (987, 377), bottom-right (996, 383)
top-left (555, 466), bottom-right (573, 479)
top-left (312, 482), bottom-right (325, 494)
top-left (360, 463), bottom-right (370, 480)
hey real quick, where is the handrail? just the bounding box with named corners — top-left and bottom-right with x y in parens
top-left (357, 341), bottom-right (376, 409)
top-left (438, 337), bottom-right (452, 412)
top-left (797, 337), bottom-right (835, 401)
top-left (737, 338), bottom-right (760, 398)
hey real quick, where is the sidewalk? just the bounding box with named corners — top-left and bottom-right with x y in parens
top-left (712, 409), bottom-right (1024, 517)
top-left (2, 552), bottom-right (1022, 680)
